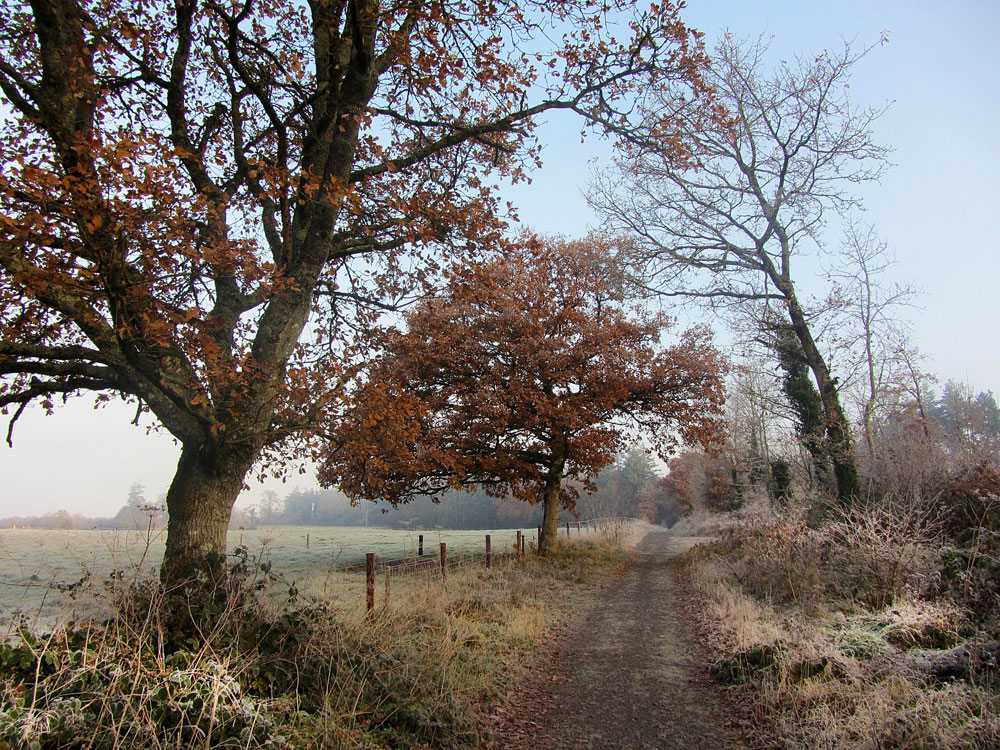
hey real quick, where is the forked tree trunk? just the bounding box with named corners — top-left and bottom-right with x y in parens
top-left (161, 442), bottom-right (260, 585)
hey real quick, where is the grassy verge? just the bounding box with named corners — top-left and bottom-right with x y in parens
top-left (678, 511), bottom-right (1000, 749)
top-left (0, 528), bottom-right (634, 749)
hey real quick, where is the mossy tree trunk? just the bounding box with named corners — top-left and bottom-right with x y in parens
top-left (783, 288), bottom-right (861, 506)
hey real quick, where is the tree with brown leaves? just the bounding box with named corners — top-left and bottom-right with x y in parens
top-left (321, 236), bottom-right (727, 552)
top-left (0, 0), bottom-right (711, 582)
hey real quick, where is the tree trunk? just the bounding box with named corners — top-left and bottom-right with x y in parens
top-left (538, 444), bottom-right (567, 555)
top-left (862, 316), bottom-right (878, 462)
top-left (160, 442), bottom-right (259, 585)
top-left (785, 293), bottom-right (861, 506)
top-left (862, 400), bottom-right (877, 462)
top-left (775, 331), bottom-right (831, 490)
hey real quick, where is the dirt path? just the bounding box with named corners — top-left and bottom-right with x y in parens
top-left (529, 531), bottom-right (744, 750)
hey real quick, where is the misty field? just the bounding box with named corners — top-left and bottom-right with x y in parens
top-left (0, 525), bottom-right (531, 630)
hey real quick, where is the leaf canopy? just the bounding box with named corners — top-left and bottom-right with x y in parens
top-left (322, 235), bottom-right (727, 507)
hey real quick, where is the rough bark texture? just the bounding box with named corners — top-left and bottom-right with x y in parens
top-left (161, 443), bottom-right (261, 582)
top-left (539, 453), bottom-right (566, 555)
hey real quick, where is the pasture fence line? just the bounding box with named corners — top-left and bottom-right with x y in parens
top-left (342, 516), bottom-right (631, 574)
top-left (361, 516), bottom-right (635, 613)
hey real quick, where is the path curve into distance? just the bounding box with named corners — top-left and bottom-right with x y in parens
top-left (534, 531), bottom-right (745, 750)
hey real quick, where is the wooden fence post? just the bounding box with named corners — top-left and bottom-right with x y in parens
top-left (366, 553), bottom-right (375, 613)
top-left (384, 565), bottom-right (391, 603)
top-left (419, 534), bottom-right (424, 556)
top-left (440, 542), bottom-right (447, 581)
top-left (485, 534), bottom-right (492, 569)
top-left (565, 522), bottom-right (570, 537)
top-left (516, 530), bottom-right (523, 561)
top-left (306, 533), bottom-right (310, 550)
top-left (520, 533), bottom-right (525, 558)
top-left (576, 521), bottom-right (581, 534)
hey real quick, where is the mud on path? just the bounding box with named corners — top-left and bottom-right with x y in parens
top-left (490, 531), bottom-right (745, 750)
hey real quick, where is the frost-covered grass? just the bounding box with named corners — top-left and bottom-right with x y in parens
top-left (0, 527), bottom-right (632, 749)
top-left (0, 525), bottom-right (573, 630)
top-left (680, 511), bottom-right (1000, 749)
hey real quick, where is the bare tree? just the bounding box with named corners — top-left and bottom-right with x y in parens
top-left (591, 34), bottom-right (891, 505)
top-left (824, 221), bottom-right (920, 462)
top-left (725, 359), bottom-right (786, 475)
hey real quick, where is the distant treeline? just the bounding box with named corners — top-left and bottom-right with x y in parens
top-left (0, 449), bottom-right (681, 531)
top-left (237, 487), bottom-right (545, 530)
top-left (233, 449), bottom-right (670, 530)
top-left (0, 509), bottom-right (110, 530)
top-left (0, 484), bottom-right (167, 530)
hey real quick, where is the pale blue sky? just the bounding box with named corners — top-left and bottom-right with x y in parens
top-left (1, 1), bottom-right (997, 517)
top-left (509, 0), bottom-right (1000, 389)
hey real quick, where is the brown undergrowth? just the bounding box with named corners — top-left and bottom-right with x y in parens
top-left (0, 528), bottom-right (633, 749)
top-left (679, 503), bottom-right (1000, 749)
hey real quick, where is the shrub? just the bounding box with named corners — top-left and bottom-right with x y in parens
top-left (0, 625), bottom-right (294, 749)
top-left (725, 520), bottom-right (831, 607)
top-left (826, 499), bottom-right (941, 609)
top-left (680, 511), bottom-right (1000, 750)
top-left (940, 461), bottom-right (1000, 539)
top-left (769, 459), bottom-right (793, 505)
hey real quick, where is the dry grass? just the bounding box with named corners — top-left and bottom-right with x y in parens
top-left (681, 510), bottom-right (1000, 750)
top-left (0, 524), bottom-right (636, 749)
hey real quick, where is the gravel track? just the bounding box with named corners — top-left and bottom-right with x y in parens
top-left (530, 531), bottom-right (745, 749)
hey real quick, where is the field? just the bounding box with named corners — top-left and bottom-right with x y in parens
top-left (0, 522), bottom-right (635, 748)
top-left (0, 524), bottom-right (547, 630)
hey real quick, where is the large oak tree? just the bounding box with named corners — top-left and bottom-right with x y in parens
top-left (0, 0), bottom-right (711, 581)
top-left (320, 236), bottom-right (726, 553)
